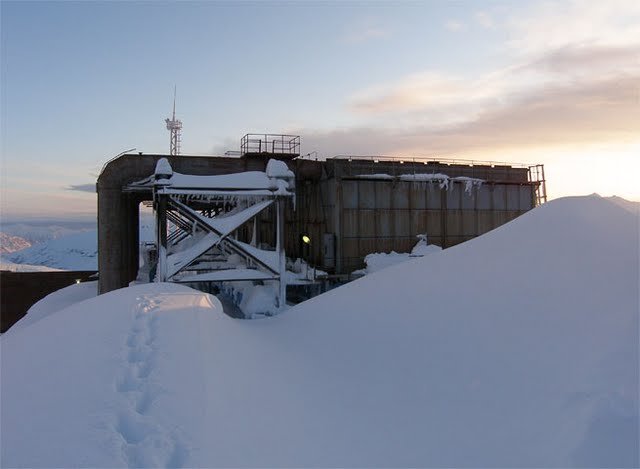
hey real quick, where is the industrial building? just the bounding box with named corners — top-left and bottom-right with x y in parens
top-left (97, 134), bottom-right (546, 295)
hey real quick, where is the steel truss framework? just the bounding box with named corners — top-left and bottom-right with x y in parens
top-left (130, 159), bottom-right (294, 309)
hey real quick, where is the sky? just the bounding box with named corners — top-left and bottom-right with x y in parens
top-left (1, 0), bottom-right (639, 220)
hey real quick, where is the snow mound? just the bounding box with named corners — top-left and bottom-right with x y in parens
top-left (2, 283), bottom-right (224, 468)
top-left (1, 196), bottom-right (637, 467)
top-left (10, 281), bottom-right (98, 332)
top-left (355, 234), bottom-right (442, 275)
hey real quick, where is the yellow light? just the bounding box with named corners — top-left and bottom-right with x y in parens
top-left (302, 235), bottom-right (311, 244)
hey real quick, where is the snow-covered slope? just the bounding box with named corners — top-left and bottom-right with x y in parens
top-left (1, 195), bottom-right (638, 467)
top-left (0, 260), bottom-right (62, 272)
top-left (3, 216), bottom-right (153, 271)
top-left (5, 230), bottom-right (97, 270)
top-left (9, 281), bottom-right (98, 332)
top-left (0, 232), bottom-right (31, 254)
top-left (0, 223), bottom-right (93, 245)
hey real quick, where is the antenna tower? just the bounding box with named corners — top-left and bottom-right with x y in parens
top-left (165, 86), bottom-right (182, 156)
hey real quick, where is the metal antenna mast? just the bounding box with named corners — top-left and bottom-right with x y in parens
top-left (165, 86), bottom-right (182, 156)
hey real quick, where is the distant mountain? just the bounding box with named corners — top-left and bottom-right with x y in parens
top-left (0, 233), bottom-right (31, 254)
top-left (2, 215), bottom-right (154, 272)
top-left (0, 260), bottom-right (62, 272)
top-left (5, 230), bottom-right (97, 271)
top-left (0, 222), bottom-right (94, 245)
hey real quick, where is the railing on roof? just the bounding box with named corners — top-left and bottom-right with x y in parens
top-left (240, 134), bottom-right (300, 156)
top-left (328, 154), bottom-right (547, 205)
top-left (329, 154), bottom-right (535, 168)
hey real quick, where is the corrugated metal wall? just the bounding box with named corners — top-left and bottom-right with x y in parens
top-left (286, 160), bottom-right (538, 274)
top-left (330, 179), bottom-right (535, 272)
top-left (240, 159), bottom-right (538, 274)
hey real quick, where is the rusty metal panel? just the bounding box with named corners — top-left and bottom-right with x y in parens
top-left (342, 209), bottom-right (359, 237)
top-left (325, 180), bottom-right (336, 207)
top-left (446, 210), bottom-right (463, 237)
top-left (358, 238), bottom-right (378, 257)
top-left (341, 238), bottom-right (361, 269)
top-left (375, 181), bottom-right (392, 209)
top-left (358, 210), bottom-right (376, 237)
top-left (471, 167), bottom-right (491, 179)
top-left (323, 233), bottom-right (335, 268)
top-left (477, 210), bottom-right (495, 234)
top-left (378, 210), bottom-right (393, 237)
top-left (324, 211), bottom-right (335, 233)
top-left (341, 238), bottom-right (359, 256)
top-left (519, 185), bottom-right (534, 209)
top-left (375, 238), bottom-right (394, 254)
top-left (477, 185), bottom-right (492, 209)
top-left (461, 189), bottom-right (476, 210)
top-left (462, 211), bottom-right (477, 236)
top-left (394, 209), bottom-right (411, 237)
top-left (492, 210), bottom-right (510, 227)
top-left (426, 185), bottom-right (442, 209)
top-left (393, 182), bottom-right (410, 209)
top-left (342, 180), bottom-right (358, 209)
top-left (506, 210), bottom-right (521, 222)
top-left (506, 185), bottom-right (520, 210)
top-left (446, 184), bottom-right (462, 209)
top-left (394, 237), bottom-right (414, 253)
top-left (410, 182), bottom-right (427, 209)
top-left (493, 186), bottom-right (507, 210)
top-left (426, 210), bottom-right (442, 236)
top-left (358, 181), bottom-right (376, 209)
top-left (411, 210), bottom-right (428, 235)
top-left (510, 167), bottom-right (530, 183)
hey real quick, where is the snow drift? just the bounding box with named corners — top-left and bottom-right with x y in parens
top-left (1, 195), bottom-right (638, 467)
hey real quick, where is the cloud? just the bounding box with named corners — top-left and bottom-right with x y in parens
top-left (349, 72), bottom-right (466, 115)
top-left (444, 20), bottom-right (465, 32)
top-left (304, 1), bottom-right (640, 199)
top-left (506, 0), bottom-right (640, 55)
top-left (304, 68), bottom-right (640, 159)
top-left (344, 18), bottom-right (390, 43)
top-left (345, 36), bottom-right (640, 134)
top-left (2, 187), bottom-right (96, 218)
top-left (475, 11), bottom-right (494, 29)
top-left (524, 43), bottom-right (640, 75)
top-left (67, 183), bottom-right (96, 193)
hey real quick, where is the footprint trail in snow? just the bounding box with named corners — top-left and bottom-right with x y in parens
top-left (113, 295), bottom-right (187, 468)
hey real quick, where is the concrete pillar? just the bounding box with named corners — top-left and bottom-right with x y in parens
top-left (155, 194), bottom-right (168, 282)
top-left (276, 198), bottom-right (286, 308)
top-left (98, 188), bottom-right (127, 294)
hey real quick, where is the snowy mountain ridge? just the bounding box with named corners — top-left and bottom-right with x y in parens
top-left (0, 232), bottom-right (31, 254)
top-left (4, 230), bottom-right (98, 271)
top-left (1, 217), bottom-right (155, 271)
top-left (0, 222), bottom-right (94, 245)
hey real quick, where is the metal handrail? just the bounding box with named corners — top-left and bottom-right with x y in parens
top-left (240, 134), bottom-right (300, 155)
top-left (329, 154), bottom-right (536, 169)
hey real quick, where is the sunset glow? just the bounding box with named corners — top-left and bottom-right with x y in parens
top-left (1, 0), bottom-right (638, 219)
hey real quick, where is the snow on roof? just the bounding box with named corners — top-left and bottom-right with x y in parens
top-left (1, 195), bottom-right (638, 467)
top-left (266, 158), bottom-right (294, 179)
top-left (127, 158), bottom-right (295, 196)
top-left (356, 173), bottom-right (485, 192)
top-left (168, 171), bottom-right (275, 190)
